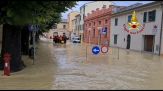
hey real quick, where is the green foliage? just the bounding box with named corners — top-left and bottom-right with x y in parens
top-left (0, 1), bottom-right (77, 32)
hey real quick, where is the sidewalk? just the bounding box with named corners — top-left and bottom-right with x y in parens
top-left (0, 41), bottom-right (56, 90)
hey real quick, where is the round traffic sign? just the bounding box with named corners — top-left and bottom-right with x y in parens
top-left (101, 46), bottom-right (108, 53)
top-left (92, 46), bottom-right (100, 55)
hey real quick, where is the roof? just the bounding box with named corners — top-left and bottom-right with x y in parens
top-left (75, 14), bottom-right (81, 17)
top-left (61, 19), bottom-right (67, 23)
top-left (68, 11), bottom-right (80, 15)
top-left (112, 1), bottom-right (161, 17)
top-left (80, 1), bottom-right (114, 9)
top-left (80, 1), bottom-right (95, 8)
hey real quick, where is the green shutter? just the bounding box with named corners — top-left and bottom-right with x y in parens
top-left (143, 12), bottom-right (147, 23)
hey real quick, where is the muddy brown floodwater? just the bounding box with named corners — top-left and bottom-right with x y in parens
top-left (0, 39), bottom-right (163, 90)
top-left (51, 41), bottom-right (163, 90)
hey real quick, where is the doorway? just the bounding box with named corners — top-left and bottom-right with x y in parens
top-left (126, 34), bottom-right (131, 49)
top-left (144, 35), bottom-right (154, 52)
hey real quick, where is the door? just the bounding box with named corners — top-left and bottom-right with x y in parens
top-left (126, 34), bottom-right (131, 49)
top-left (144, 35), bottom-right (154, 52)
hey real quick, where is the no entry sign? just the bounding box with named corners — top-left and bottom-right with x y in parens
top-left (101, 46), bottom-right (108, 53)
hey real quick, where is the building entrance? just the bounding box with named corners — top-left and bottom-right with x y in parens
top-left (144, 35), bottom-right (154, 52)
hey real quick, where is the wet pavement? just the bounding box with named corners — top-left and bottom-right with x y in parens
top-left (0, 39), bottom-right (163, 90)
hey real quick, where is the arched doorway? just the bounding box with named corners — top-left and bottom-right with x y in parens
top-left (126, 34), bottom-right (131, 49)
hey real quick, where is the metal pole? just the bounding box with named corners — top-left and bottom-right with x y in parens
top-left (33, 30), bottom-right (35, 64)
top-left (118, 47), bottom-right (119, 60)
top-left (86, 44), bottom-right (87, 61)
top-left (89, 33), bottom-right (90, 45)
top-left (159, 2), bottom-right (163, 56)
top-left (98, 30), bottom-right (100, 45)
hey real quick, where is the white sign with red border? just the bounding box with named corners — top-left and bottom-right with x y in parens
top-left (101, 46), bottom-right (109, 53)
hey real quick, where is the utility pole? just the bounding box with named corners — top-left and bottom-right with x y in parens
top-left (159, 2), bottom-right (163, 56)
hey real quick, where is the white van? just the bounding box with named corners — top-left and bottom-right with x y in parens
top-left (72, 36), bottom-right (80, 43)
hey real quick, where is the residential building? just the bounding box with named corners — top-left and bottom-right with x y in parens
top-left (46, 19), bottom-right (68, 38)
top-left (80, 1), bottom-right (113, 42)
top-left (75, 14), bottom-right (81, 36)
top-left (110, 1), bottom-right (163, 55)
top-left (71, 18), bottom-right (76, 39)
top-left (84, 5), bottom-right (113, 45)
top-left (67, 11), bottom-right (80, 39)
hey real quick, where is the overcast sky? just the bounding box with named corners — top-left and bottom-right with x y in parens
top-left (61, 1), bottom-right (154, 19)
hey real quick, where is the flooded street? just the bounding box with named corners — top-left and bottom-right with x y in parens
top-left (0, 40), bottom-right (163, 90)
top-left (51, 41), bottom-right (163, 90)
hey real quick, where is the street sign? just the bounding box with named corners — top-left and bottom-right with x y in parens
top-left (101, 46), bottom-right (108, 53)
top-left (101, 28), bottom-right (107, 35)
top-left (92, 46), bottom-right (100, 55)
top-left (28, 25), bottom-right (40, 32)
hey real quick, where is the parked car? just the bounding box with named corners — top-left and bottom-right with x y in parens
top-left (72, 36), bottom-right (80, 43)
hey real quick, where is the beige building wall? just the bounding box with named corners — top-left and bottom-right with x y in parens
top-left (47, 21), bottom-right (68, 38)
top-left (54, 22), bottom-right (69, 36)
top-left (67, 11), bottom-right (80, 34)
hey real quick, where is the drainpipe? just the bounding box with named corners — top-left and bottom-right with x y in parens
top-left (159, 2), bottom-right (163, 55)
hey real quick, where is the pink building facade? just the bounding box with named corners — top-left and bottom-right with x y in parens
top-left (84, 5), bottom-right (113, 45)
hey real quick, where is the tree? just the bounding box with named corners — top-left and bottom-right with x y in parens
top-left (0, 1), bottom-right (77, 72)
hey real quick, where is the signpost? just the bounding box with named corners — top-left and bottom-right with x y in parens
top-left (28, 25), bottom-right (39, 64)
top-left (101, 27), bottom-right (107, 35)
top-left (101, 46), bottom-right (108, 53)
top-left (92, 46), bottom-right (100, 55)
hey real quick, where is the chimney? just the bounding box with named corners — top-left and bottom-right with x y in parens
top-left (96, 8), bottom-right (99, 11)
top-left (102, 5), bottom-right (106, 8)
top-left (109, 5), bottom-right (114, 8)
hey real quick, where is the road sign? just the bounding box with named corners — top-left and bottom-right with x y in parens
top-left (28, 25), bottom-right (40, 32)
top-left (101, 28), bottom-right (107, 35)
top-left (92, 46), bottom-right (100, 55)
top-left (101, 46), bottom-right (108, 53)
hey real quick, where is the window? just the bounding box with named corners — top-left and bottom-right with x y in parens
top-left (93, 29), bottom-right (95, 38)
top-left (89, 23), bottom-right (91, 26)
top-left (115, 18), bottom-right (118, 26)
top-left (105, 19), bottom-right (108, 24)
top-left (128, 15), bottom-right (132, 22)
top-left (104, 27), bottom-right (108, 38)
top-left (148, 10), bottom-right (156, 22)
top-left (114, 35), bottom-right (117, 44)
top-left (63, 25), bottom-right (66, 29)
top-left (94, 22), bottom-right (95, 26)
top-left (79, 25), bottom-right (81, 30)
top-left (99, 21), bottom-right (101, 25)
top-left (81, 25), bottom-right (83, 30)
top-left (143, 12), bottom-right (147, 23)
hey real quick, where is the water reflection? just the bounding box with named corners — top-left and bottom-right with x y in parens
top-left (51, 42), bottom-right (163, 90)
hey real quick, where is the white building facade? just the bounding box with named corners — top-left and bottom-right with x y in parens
top-left (110, 1), bottom-right (163, 55)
